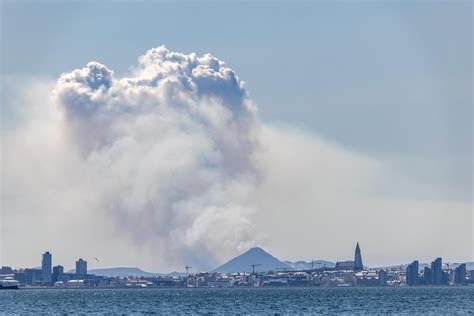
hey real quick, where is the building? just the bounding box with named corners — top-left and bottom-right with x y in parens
top-left (52, 265), bottom-right (64, 284)
top-left (13, 270), bottom-right (26, 285)
top-left (42, 251), bottom-right (52, 285)
top-left (1, 266), bottom-right (13, 274)
top-left (378, 270), bottom-right (387, 286)
top-left (53, 265), bottom-right (64, 275)
top-left (354, 270), bottom-right (381, 287)
top-left (354, 243), bottom-right (363, 271)
top-left (423, 267), bottom-right (431, 285)
top-left (406, 261), bottom-right (419, 286)
top-left (334, 261), bottom-right (355, 271)
top-left (208, 278), bottom-right (233, 287)
top-left (57, 273), bottom-right (74, 283)
top-left (442, 270), bottom-right (449, 285)
top-left (76, 259), bottom-right (87, 276)
top-left (431, 258), bottom-right (443, 285)
top-left (25, 268), bottom-right (42, 285)
top-left (454, 264), bottom-right (466, 285)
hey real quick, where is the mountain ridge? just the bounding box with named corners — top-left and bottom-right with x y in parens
top-left (212, 247), bottom-right (291, 273)
top-left (283, 260), bottom-right (336, 270)
top-left (65, 267), bottom-right (186, 277)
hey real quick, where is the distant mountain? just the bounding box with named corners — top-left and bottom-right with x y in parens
top-left (377, 263), bottom-right (430, 270)
top-left (449, 262), bottom-right (474, 270)
top-left (284, 260), bottom-right (335, 270)
top-left (166, 271), bottom-right (187, 277)
top-left (67, 267), bottom-right (161, 277)
top-left (90, 267), bottom-right (161, 277)
top-left (213, 247), bottom-right (291, 273)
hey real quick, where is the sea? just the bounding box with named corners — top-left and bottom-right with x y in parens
top-left (1, 287), bottom-right (473, 315)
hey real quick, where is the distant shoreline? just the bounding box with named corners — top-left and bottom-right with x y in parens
top-left (12, 285), bottom-right (474, 290)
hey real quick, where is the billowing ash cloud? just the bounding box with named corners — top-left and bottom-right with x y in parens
top-left (50, 46), bottom-right (261, 269)
top-left (3, 46), bottom-right (471, 271)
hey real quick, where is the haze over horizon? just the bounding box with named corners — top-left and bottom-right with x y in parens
top-left (1, 1), bottom-right (472, 272)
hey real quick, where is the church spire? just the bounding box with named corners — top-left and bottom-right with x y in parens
top-left (354, 242), bottom-right (363, 271)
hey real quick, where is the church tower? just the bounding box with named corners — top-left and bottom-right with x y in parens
top-left (354, 242), bottom-right (363, 271)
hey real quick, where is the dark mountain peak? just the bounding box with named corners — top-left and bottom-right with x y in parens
top-left (213, 246), bottom-right (290, 273)
top-left (246, 247), bottom-right (266, 254)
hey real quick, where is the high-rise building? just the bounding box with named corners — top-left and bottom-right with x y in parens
top-left (454, 264), bottom-right (466, 285)
top-left (354, 243), bottom-right (363, 271)
top-left (406, 261), bottom-right (419, 286)
top-left (53, 265), bottom-right (64, 275)
top-left (431, 258), bottom-right (443, 285)
top-left (76, 258), bottom-right (87, 276)
top-left (42, 251), bottom-right (52, 285)
top-left (412, 261), bottom-right (419, 285)
top-left (423, 267), bottom-right (431, 285)
top-left (378, 270), bottom-right (387, 286)
top-left (442, 270), bottom-right (449, 285)
top-left (52, 265), bottom-right (64, 284)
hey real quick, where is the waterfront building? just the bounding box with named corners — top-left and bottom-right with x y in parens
top-left (354, 243), bottom-right (363, 271)
top-left (406, 261), bottom-right (419, 286)
top-left (1, 266), bottom-right (13, 274)
top-left (208, 277), bottom-right (233, 287)
top-left (76, 259), bottom-right (87, 276)
top-left (53, 265), bottom-right (64, 275)
top-left (430, 258), bottom-right (443, 285)
top-left (442, 270), bottom-right (449, 285)
top-left (52, 265), bottom-right (64, 284)
top-left (423, 267), bottom-right (431, 285)
top-left (57, 273), bottom-right (74, 283)
top-left (25, 268), bottom-right (42, 285)
top-left (454, 264), bottom-right (466, 285)
top-left (42, 251), bottom-right (52, 285)
top-left (355, 271), bottom-right (379, 286)
top-left (378, 270), bottom-right (387, 286)
top-left (13, 270), bottom-right (26, 285)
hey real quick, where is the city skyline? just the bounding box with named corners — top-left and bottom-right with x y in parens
top-left (1, 1), bottom-right (472, 272)
top-left (2, 243), bottom-right (472, 289)
top-left (4, 243), bottom-right (473, 275)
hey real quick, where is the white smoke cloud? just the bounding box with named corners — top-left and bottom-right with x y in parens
top-left (48, 46), bottom-right (262, 269)
top-left (1, 46), bottom-right (471, 271)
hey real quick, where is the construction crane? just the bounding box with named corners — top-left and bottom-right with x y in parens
top-left (185, 265), bottom-right (192, 275)
top-left (250, 264), bottom-right (261, 274)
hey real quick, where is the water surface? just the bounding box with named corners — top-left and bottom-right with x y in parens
top-left (1, 287), bottom-right (473, 314)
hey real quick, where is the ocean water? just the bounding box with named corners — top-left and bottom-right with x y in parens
top-left (1, 287), bottom-right (473, 315)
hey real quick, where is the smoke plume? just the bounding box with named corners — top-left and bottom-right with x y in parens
top-left (2, 46), bottom-right (471, 271)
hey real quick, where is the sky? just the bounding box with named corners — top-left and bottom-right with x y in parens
top-left (1, 0), bottom-right (472, 272)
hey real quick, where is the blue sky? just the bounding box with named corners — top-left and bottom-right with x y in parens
top-left (1, 1), bottom-right (472, 270)
top-left (2, 1), bottom-right (471, 156)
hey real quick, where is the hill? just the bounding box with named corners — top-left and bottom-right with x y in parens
top-left (73, 267), bottom-right (160, 277)
top-left (213, 247), bottom-right (290, 273)
top-left (283, 260), bottom-right (336, 270)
